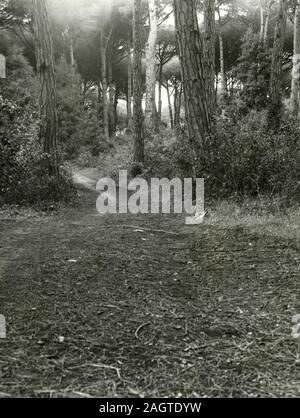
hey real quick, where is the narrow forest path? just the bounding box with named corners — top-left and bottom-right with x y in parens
top-left (0, 173), bottom-right (299, 398)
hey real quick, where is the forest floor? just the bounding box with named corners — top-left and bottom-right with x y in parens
top-left (0, 169), bottom-right (299, 398)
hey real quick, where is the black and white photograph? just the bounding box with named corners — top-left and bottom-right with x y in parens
top-left (0, 0), bottom-right (299, 401)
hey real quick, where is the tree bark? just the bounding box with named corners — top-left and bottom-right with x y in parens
top-left (268, 0), bottom-right (288, 129)
top-left (114, 87), bottom-right (119, 128)
top-left (290, 2), bottom-right (300, 118)
top-left (165, 79), bottom-right (174, 129)
top-left (174, 80), bottom-right (178, 128)
top-left (260, 3), bottom-right (265, 44)
top-left (217, 7), bottom-right (227, 106)
top-left (174, 0), bottom-right (211, 155)
top-left (174, 80), bottom-right (182, 128)
top-left (69, 27), bottom-right (75, 68)
top-left (133, 0), bottom-right (144, 163)
top-left (100, 29), bottom-right (110, 142)
top-left (32, 0), bottom-right (59, 176)
top-left (158, 64), bottom-right (163, 123)
top-left (204, 0), bottom-right (216, 114)
top-left (108, 58), bottom-right (116, 136)
top-left (263, 1), bottom-right (273, 47)
top-left (145, 0), bottom-right (158, 129)
top-left (127, 38), bottom-right (133, 130)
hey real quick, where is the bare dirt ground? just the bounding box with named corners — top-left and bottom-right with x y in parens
top-left (0, 174), bottom-right (299, 398)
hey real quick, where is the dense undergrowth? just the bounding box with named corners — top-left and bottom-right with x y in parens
top-left (2, 46), bottom-right (300, 211)
top-left (139, 110), bottom-right (300, 209)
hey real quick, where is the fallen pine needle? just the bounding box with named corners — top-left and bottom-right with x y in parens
top-left (135, 322), bottom-right (151, 339)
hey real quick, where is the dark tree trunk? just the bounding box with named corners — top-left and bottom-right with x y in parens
top-left (174, 80), bottom-right (182, 128)
top-left (100, 29), bottom-right (110, 142)
top-left (133, 0), bottom-right (144, 163)
top-left (108, 58), bottom-right (116, 136)
top-left (32, 0), bottom-right (59, 176)
top-left (165, 80), bottom-right (174, 129)
top-left (268, 0), bottom-right (288, 129)
top-left (204, 0), bottom-right (216, 114)
top-left (114, 87), bottom-right (119, 128)
top-left (127, 38), bottom-right (133, 129)
top-left (174, 0), bottom-right (211, 156)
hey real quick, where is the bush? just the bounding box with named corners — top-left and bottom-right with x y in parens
top-left (0, 49), bottom-right (77, 208)
top-left (142, 111), bottom-right (300, 205)
top-left (196, 112), bottom-right (300, 201)
top-left (56, 58), bottom-right (105, 160)
top-left (0, 111), bottom-right (76, 207)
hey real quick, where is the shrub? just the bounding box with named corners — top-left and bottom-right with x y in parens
top-left (196, 112), bottom-right (300, 201)
top-left (0, 49), bottom-right (77, 208)
top-left (142, 111), bottom-right (300, 205)
top-left (56, 58), bottom-right (105, 160)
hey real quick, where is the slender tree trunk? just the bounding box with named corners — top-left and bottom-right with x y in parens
top-left (97, 82), bottom-right (102, 118)
top-left (290, 2), bottom-right (300, 118)
top-left (68, 27), bottom-right (77, 103)
top-left (260, 3), bottom-right (265, 44)
top-left (158, 64), bottom-right (163, 123)
top-left (114, 87), bottom-right (119, 128)
top-left (145, 0), bottom-right (158, 129)
top-left (69, 27), bottom-right (75, 68)
top-left (174, 81), bottom-right (182, 128)
top-left (127, 38), bottom-right (133, 130)
top-left (174, 81), bottom-right (178, 127)
top-left (215, 74), bottom-right (219, 103)
top-left (268, 0), bottom-right (288, 129)
top-left (32, 0), bottom-right (59, 176)
top-left (263, 1), bottom-right (273, 47)
top-left (100, 30), bottom-right (110, 142)
top-left (217, 7), bottom-right (227, 106)
top-left (165, 80), bottom-right (174, 129)
top-left (178, 83), bottom-right (183, 124)
top-left (204, 0), bottom-right (216, 114)
top-left (108, 59), bottom-right (115, 135)
top-left (133, 0), bottom-right (144, 163)
top-left (174, 0), bottom-right (211, 155)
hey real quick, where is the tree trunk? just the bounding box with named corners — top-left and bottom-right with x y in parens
top-left (127, 38), bottom-right (133, 130)
top-left (174, 80), bottom-right (182, 128)
top-left (133, 0), bottom-right (144, 163)
top-left (268, 0), bottom-right (288, 129)
top-left (69, 27), bottom-right (75, 68)
top-left (174, 0), bottom-right (211, 155)
top-left (32, 0), bottom-right (59, 176)
top-left (100, 30), bottom-right (110, 142)
top-left (145, 0), bottom-right (158, 129)
top-left (165, 80), bottom-right (174, 129)
top-left (114, 87), bottom-right (119, 128)
top-left (97, 82), bottom-right (102, 118)
top-left (217, 7), bottom-right (227, 106)
top-left (260, 4), bottom-right (265, 44)
top-left (204, 0), bottom-right (216, 114)
top-left (158, 64), bottom-right (163, 123)
top-left (174, 81), bottom-right (178, 127)
top-left (290, 2), bottom-right (300, 118)
top-left (263, 1), bottom-right (273, 47)
top-left (108, 58), bottom-right (116, 136)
